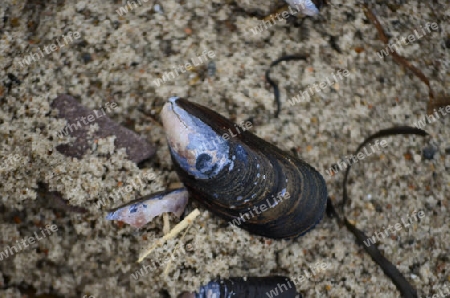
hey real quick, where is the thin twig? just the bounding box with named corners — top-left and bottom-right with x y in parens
top-left (137, 208), bottom-right (200, 262)
top-left (163, 226), bottom-right (190, 276)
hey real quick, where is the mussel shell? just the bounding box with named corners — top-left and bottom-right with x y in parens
top-left (285, 0), bottom-right (323, 16)
top-left (161, 97), bottom-right (327, 239)
top-left (311, 0), bottom-right (325, 10)
top-left (178, 276), bottom-right (300, 298)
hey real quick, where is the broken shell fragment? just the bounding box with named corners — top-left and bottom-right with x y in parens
top-left (105, 188), bottom-right (188, 228)
top-left (284, 0), bottom-right (324, 16)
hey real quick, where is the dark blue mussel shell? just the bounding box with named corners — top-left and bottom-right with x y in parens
top-left (161, 97), bottom-right (327, 239)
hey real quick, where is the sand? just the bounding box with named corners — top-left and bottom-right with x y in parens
top-left (0, 0), bottom-right (449, 297)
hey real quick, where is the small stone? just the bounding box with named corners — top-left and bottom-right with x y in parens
top-left (422, 145), bottom-right (437, 160)
top-left (51, 94), bottom-right (156, 163)
top-left (413, 154), bottom-right (421, 163)
top-left (10, 18), bottom-right (20, 27)
top-left (445, 38), bottom-right (450, 49)
top-left (112, 20), bottom-right (120, 30)
top-left (81, 53), bottom-right (92, 63)
top-left (154, 4), bottom-right (163, 14)
top-left (184, 27), bottom-right (193, 35)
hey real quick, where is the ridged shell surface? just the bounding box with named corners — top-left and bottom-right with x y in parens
top-left (161, 97), bottom-right (327, 239)
top-left (284, 0), bottom-right (322, 16)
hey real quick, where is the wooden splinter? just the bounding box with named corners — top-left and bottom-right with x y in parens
top-left (137, 208), bottom-right (200, 263)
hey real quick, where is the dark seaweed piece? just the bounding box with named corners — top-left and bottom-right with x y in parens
top-left (329, 35), bottom-right (342, 53)
top-left (327, 126), bottom-right (428, 298)
top-left (265, 55), bottom-right (308, 118)
top-left (4, 73), bottom-right (21, 94)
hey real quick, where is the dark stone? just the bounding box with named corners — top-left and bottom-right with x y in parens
top-left (81, 53), bottom-right (92, 63)
top-left (422, 145), bottom-right (437, 160)
top-left (51, 94), bottom-right (156, 163)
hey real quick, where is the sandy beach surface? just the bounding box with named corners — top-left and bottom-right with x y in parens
top-left (0, 0), bottom-right (449, 297)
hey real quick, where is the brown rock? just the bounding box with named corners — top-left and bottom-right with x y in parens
top-left (51, 94), bottom-right (155, 163)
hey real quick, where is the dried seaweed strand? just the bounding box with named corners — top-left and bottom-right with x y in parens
top-left (265, 55), bottom-right (309, 118)
top-left (327, 126), bottom-right (429, 298)
top-left (362, 4), bottom-right (435, 104)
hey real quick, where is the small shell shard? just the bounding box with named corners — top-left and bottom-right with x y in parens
top-left (285, 0), bottom-right (322, 16)
top-left (105, 188), bottom-right (188, 228)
